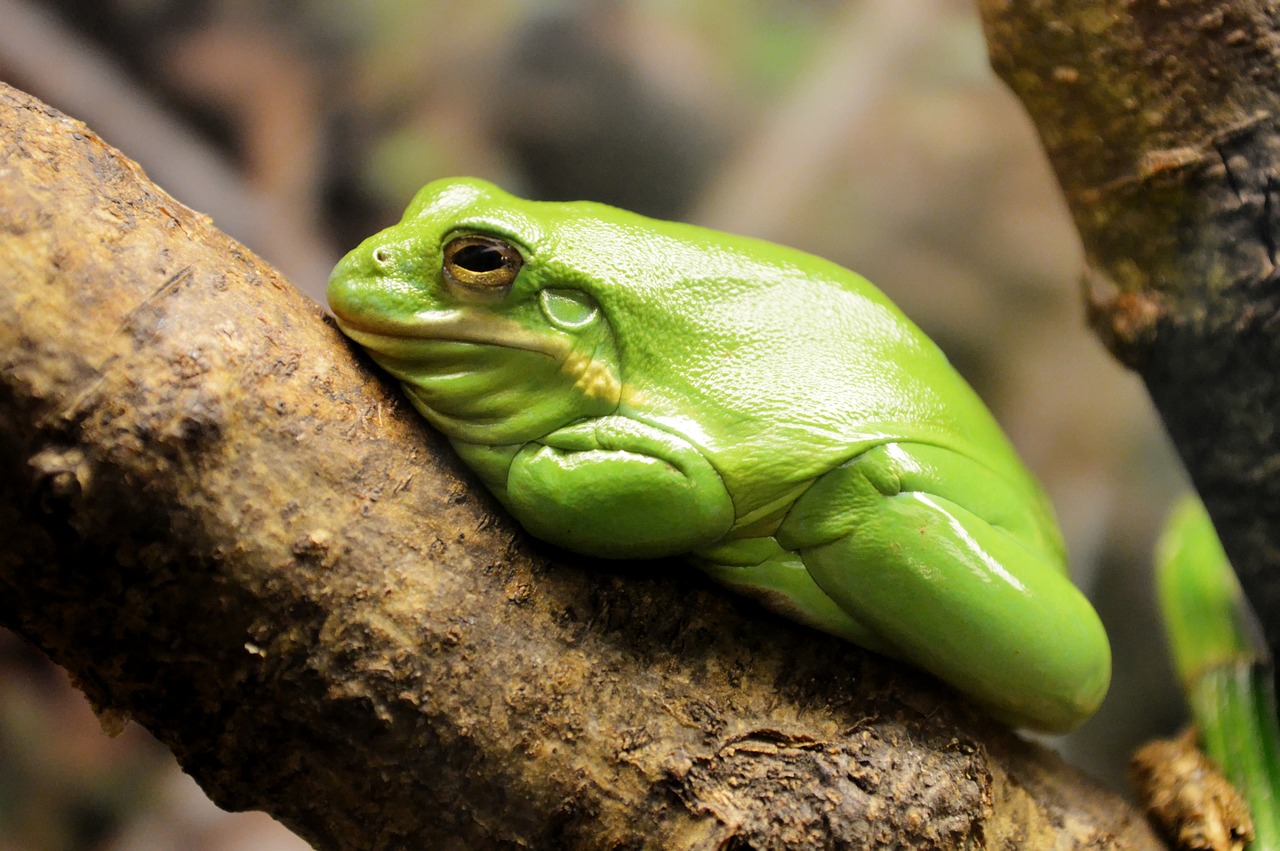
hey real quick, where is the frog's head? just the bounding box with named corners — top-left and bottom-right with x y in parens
top-left (328, 177), bottom-right (635, 445)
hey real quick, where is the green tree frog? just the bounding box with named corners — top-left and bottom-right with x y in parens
top-left (327, 177), bottom-right (1111, 731)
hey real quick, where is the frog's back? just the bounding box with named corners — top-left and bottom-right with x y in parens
top-left (548, 211), bottom-right (1038, 517)
top-left (385, 182), bottom-right (1047, 526)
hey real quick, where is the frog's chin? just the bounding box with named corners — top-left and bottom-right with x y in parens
top-left (333, 309), bottom-right (624, 444)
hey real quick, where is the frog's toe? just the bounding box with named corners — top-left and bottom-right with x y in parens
top-left (693, 536), bottom-right (893, 654)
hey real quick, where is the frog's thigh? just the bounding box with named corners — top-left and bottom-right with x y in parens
top-left (776, 443), bottom-right (1110, 732)
top-left (694, 537), bottom-right (894, 654)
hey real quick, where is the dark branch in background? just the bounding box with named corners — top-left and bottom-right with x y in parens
top-left (0, 84), bottom-right (1160, 848)
top-left (980, 1), bottom-right (1280, 669)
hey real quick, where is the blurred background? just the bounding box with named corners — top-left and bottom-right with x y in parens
top-left (0, 0), bottom-right (1189, 846)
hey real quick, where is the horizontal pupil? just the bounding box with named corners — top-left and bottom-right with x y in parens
top-left (454, 243), bottom-right (508, 273)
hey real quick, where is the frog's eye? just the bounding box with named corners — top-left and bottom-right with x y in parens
top-left (442, 235), bottom-right (523, 293)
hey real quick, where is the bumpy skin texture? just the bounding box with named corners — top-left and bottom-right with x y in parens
top-left (327, 178), bottom-right (1111, 731)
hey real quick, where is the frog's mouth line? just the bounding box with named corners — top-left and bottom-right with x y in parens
top-left (334, 310), bottom-right (569, 361)
top-left (335, 309), bottom-right (631, 407)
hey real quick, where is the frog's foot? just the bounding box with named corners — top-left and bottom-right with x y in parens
top-left (694, 537), bottom-right (893, 654)
top-left (777, 442), bottom-right (1111, 732)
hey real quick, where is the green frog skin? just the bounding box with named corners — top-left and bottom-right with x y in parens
top-left (327, 177), bottom-right (1111, 731)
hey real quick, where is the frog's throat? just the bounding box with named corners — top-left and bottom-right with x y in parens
top-left (336, 311), bottom-right (631, 406)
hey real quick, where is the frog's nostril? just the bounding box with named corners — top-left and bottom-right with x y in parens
top-left (372, 246), bottom-right (392, 265)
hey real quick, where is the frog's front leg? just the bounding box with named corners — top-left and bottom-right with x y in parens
top-left (777, 442), bottom-right (1111, 732)
top-left (459, 417), bottom-right (736, 559)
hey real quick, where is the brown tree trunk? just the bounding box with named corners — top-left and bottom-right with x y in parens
top-left (0, 83), bottom-right (1158, 848)
top-left (980, 0), bottom-right (1280, 669)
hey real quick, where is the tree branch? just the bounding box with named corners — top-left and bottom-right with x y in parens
top-left (980, 0), bottom-right (1280, 666)
top-left (0, 82), bottom-right (1157, 848)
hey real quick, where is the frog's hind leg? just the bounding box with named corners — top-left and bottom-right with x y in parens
top-left (694, 537), bottom-right (895, 655)
top-left (776, 442), bottom-right (1110, 732)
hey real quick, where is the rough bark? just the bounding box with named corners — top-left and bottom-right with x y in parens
top-left (980, 1), bottom-right (1280, 667)
top-left (0, 83), bottom-right (1159, 848)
